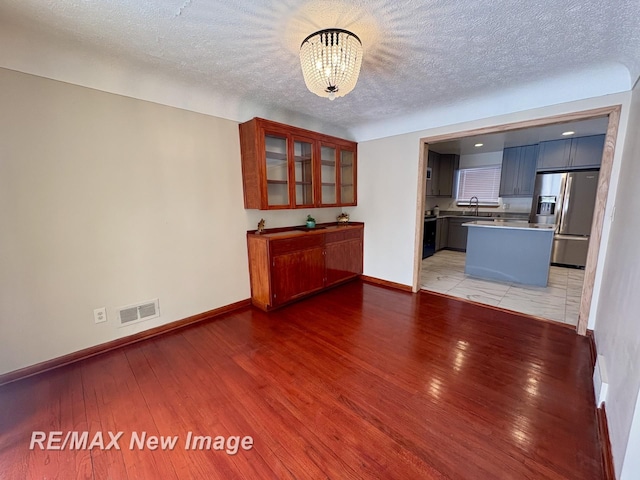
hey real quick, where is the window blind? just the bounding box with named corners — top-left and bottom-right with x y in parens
top-left (456, 165), bottom-right (501, 203)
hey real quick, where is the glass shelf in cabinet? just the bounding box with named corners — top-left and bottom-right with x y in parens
top-left (265, 150), bottom-right (287, 160)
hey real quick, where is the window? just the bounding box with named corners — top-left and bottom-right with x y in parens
top-left (456, 165), bottom-right (501, 204)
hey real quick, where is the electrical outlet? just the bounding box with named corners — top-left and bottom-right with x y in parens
top-left (94, 307), bottom-right (107, 324)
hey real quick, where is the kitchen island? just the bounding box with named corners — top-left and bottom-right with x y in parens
top-left (463, 221), bottom-right (554, 287)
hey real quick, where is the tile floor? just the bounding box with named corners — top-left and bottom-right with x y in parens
top-left (420, 250), bottom-right (585, 326)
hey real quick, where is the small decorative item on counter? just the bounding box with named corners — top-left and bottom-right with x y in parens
top-left (257, 218), bottom-right (265, 234)
top-left (337, 212), bottom-right (349, 225)
top-left (306, 214), bottom-right (316, 228)
top-left (433, 205), bottom-right (440, 216)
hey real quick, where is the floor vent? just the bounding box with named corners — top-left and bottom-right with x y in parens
top-left (117, 299), bottom-right (160, 327)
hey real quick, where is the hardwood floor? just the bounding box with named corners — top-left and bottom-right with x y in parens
top-left (0, 282), bottom-right (603, 479)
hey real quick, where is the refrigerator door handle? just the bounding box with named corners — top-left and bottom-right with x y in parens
top-left (553, 174), bottom-right (566, 233)
top-left (559, 175), bottom-right (572, 233)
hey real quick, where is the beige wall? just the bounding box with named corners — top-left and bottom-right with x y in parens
top-left (595, 83), bottom-right (640, 478)
top-left (0, 68), bottom-right (344, 375)
top-left (0, 68), bottom-right (247, 374)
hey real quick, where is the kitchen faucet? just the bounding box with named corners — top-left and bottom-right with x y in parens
top-left (470, 196), bottom-right (479, 216)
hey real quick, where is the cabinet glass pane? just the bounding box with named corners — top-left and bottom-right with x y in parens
top-left (294, 140), bottom-right (314, 206)
top-left (265, 135), bottom-right (289, 206)
top-left (321, 145), bottom-right (337, 204)
top-left (340, 149), bottom-right (355, 204)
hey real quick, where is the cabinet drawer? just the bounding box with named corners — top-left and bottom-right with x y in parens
top-left (325, 227), bottom-right (362, 244)
top-left (270, 235), bottom-right (324, 255)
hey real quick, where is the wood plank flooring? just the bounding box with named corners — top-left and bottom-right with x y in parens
top-left (0, 282), bottom-right (603, 479)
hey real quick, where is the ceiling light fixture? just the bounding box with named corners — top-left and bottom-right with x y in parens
top-left (474, 143), bottom-right (484, 147)
top-left (562, 131), bottom-right (575, 136)
top-left (299, 29), bottom-right (363, 101)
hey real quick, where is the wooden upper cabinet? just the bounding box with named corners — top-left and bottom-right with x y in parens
top-left (263, 131), bottom-right (290, 207)
top-left (293, 135), bottom-right (315, 207)
top-left (340, 147), bottom-right (357, 205)
top-left (320, 143), bottom-right (338, 206)
top-left (239, 118), bottom-right (357, 210)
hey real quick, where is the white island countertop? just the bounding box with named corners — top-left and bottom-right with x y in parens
top-left (463, 220), bottom-right (554, 231)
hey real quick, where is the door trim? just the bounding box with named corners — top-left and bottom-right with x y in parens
top-left (413, 105), bottom-right (622, 335)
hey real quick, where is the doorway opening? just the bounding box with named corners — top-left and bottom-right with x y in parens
top-left (412, 106), bottom-right (621, 335)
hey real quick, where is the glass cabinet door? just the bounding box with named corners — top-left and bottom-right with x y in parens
top-left (264, 134), bottom-right (289, 206)
top-left (320, 145), bottom-right (337, 205)
top-left (340, 148), bottom-right (355, 204)
top-left (294, 138), bottom-right (314, 207)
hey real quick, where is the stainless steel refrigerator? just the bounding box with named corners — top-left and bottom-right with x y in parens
top-left (529, 170), bottom-right (599, 267)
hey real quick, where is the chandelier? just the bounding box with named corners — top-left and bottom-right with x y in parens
top-left (299, 29), bottom-right (363, 101)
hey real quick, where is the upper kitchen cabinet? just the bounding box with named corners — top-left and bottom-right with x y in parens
top-left (427, 150), bottom-right (459, 197)
top-left (570, 135), bottom-right (606, 168)
top-left (239, 118), bottom-right (357, 210)
top-left (499, 144), bottom-right (538, 197)
top-left (536, 134), bottom-right (604, 172)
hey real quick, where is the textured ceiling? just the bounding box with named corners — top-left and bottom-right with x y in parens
top-left (1, 0), bottom-right (639, 136)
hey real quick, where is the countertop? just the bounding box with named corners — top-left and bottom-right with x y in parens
top-left (247, 222), bottom-right (363, 239)
top-left (462, 220), bottom-right (554, 231)
top-left (425, 212), bottom-right (530, 222)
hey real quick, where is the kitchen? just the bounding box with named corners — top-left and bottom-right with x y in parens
top-left (419, 117), bottom-right (607, 326)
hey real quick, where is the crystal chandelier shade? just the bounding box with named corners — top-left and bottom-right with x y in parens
top-left (299, 29), bottom-right (363, 100)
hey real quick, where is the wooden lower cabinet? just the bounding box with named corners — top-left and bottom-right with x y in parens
top-left (247, 223), bottom-right (364, 311)
top-left (272, 244), bottom-right (325, 306)
top-left (325, 228), bottom-right (364, 286)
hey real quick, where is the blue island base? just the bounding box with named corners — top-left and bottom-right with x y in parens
top-left (464, 222), bottom-right (554, 287)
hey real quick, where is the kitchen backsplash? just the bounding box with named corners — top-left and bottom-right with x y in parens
top-left (425, 196), bottom-right (533, 214)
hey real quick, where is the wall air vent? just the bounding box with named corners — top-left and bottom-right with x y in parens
top-left (117, 298), bottom-right (160, 327)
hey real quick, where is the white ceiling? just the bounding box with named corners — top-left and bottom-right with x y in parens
top-left (1, 0), bottom-right (639, 139)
